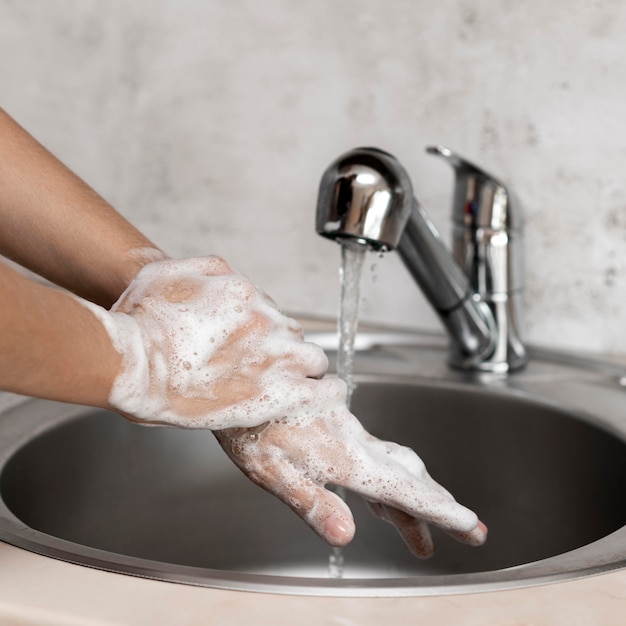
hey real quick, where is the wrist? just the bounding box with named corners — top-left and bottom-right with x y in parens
top-left (79, 297), bottom-right (154, 417)
top-left (101, 246), bottom-right (170, 307)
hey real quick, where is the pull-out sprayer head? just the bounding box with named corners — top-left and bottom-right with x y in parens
top-left (315, 147), bottom-right (413, 251)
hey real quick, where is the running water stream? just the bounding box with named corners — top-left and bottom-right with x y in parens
top-left (328, 240), bottom-right (367, 579)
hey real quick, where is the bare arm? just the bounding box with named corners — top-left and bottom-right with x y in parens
top-left (0, 108), bottom-right (148, 405)
top-left (0, 259), bottom-right (119, 407)
top-left (0, 108), bottom-right (165, 307)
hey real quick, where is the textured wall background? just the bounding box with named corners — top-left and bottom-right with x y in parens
top-left (1, 0), bottom-right (625, 355)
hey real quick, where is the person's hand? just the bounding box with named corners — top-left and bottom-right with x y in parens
top-left (95, 256), bottom-right (330, 429)
top-left (214, 404), bottom-right (487, 558)
top-left (91, 255), bottom-right (486, 556)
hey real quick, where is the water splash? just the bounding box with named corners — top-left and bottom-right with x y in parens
top-left (329, 240), bottom-right (367, 579)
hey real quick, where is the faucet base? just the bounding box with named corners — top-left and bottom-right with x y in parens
top-left (448, 293), bottom-right (528, 373)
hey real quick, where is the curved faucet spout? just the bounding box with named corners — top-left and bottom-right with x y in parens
top-left (396, 197), bottom-right (496, 364)
top-left (315, 147), bottom-right (413, 252)
top-left (316, 147), bottom-right (527, 373)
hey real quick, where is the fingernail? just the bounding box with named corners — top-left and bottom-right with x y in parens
top-left (324, 515), bottom-right (354, 545)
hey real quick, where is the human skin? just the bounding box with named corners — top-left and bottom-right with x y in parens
top-left (0, 109), bottom-right (487, 554)
top-left (0, 108), bottom-right (164, 308)
top-left (0, 108), bottom-right (161, 407)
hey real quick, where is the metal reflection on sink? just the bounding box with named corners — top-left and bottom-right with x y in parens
top-left (0, 330), bottom-right (625, 596)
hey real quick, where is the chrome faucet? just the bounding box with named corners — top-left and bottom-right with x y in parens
top-left (315, 146), bottom-right (527, 373)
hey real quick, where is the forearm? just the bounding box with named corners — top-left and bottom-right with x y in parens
top-left (0, 108), bottom-right (166, 307)
top-left (0, 259), bottom-right (119, 407)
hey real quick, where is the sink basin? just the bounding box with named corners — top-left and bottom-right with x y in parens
top-left (0, 330), bottom-right (625, 596)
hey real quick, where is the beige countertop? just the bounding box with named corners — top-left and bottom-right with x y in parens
top-left (0, 540), bottom-right (625, 625)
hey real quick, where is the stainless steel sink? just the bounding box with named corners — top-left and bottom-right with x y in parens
top-left (0, 330), bottom-right (625, 596)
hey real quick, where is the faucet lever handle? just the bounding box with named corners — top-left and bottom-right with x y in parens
top-left (426, 145), bottom-right (519, 232)
top-left (427, 145), bottom-right (527, 371)
top-left (426, 145), bottom-right (486, 175)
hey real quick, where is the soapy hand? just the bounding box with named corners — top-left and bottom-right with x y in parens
top-left (92, 256), bottom-right (486, 556)
top-left (94, 256), bottom-right (330, 429)
top-left (214, 408), bottom-right (487, 557)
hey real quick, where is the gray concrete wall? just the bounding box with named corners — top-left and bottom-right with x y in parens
top-left (2, 0), bottom-right (625, 354)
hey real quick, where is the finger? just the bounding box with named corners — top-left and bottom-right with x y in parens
top-left (342, 457), bottom-right (478, 534)
top-left (247, 376), bottom-right (345, 424)
top-left (292, 341), bottom-right (329, 379)
top-left (278, 482), bottom-right (356, 547)
top-left (366, 500), bottom-right (386, 521)
top-left (375, 504), bottom-right (435, 559)
top-left (197, 255), bottom-right (234, 276)
top-left (338, 433), bottom-right (480, 534)
top-left (444, 519), bottom-right (488, 547)
top-left (215, 426), bottom-right (356, 546)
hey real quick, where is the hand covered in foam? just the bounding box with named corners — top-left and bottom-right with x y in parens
top-left (99, 256), bottom-right (329, 429)
top-left (96, 255), bottom-right (486, 556)
top-left (214, 406), bottom-right (487, 557)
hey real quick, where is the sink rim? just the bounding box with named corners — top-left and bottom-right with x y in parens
top-left (0, 329), bottom-right (625, 597)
